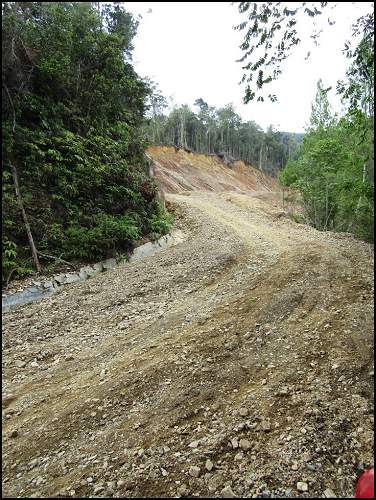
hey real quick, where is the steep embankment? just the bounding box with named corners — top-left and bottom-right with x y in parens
top-left (2, 149), bottom-right (374, 499)
top-left (147, 145), bottom-right (278, 194)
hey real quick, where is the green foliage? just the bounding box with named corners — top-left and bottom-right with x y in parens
top-left (2, 237), bottom-right (18, 277)
top-left (234, 2), bottom-right (329, 102)
top-left (2, 2), bottom-right (171, 281)
top-left (280, 74), bottom-right (373, 240)
top-left (149, 206), bottom-right (174, 236)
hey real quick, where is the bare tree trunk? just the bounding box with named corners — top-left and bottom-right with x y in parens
top-left (324, 181), bottom-right (329, 230)
top-left (147, 157), bottom-right (165, 209)
top-left (259, 143), bottom-right (263, 172)
top-left (10, 163), bottom-right (41, 273)
top-left (180, 114), bottom-right (184, 147)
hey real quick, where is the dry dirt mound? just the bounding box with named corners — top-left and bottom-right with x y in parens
top-left (147, 146), bottom-right (278, 195)
top-left (2, 189), bottom-right (373, 499)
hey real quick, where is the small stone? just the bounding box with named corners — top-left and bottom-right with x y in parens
top-left (234, 452), bottom-right (243, 461)
top-left (239, 408), bottom-right (248, 417)
top-left (30, 361), bottom-right (39, 368)
top-left (331, 364), bottom-right (339, 370)
top-left (260, 419), bottom-right (271, 432)
top-left (239, 438), bottom-right (251, 451)
top-left (117, 480), bottom-right (125, 487)
top-left (323, 488), bottom-right (336, 498)
top-left (161, 468), bottom-right (168, 477)
top-left (221, 485), bottom-right (237, 498)
top-left (297, 481), bottom-right (308, 492)
top-left (263, 490), bottom-right (273, 498)
top-left (93, 486), bottom-right (104, 494)
top-left (188, 440), bottom-right (200, 448)
top-left (302, 452), bottom-right (312, 462)
top-left (87, 477), bottom-right (94, 483)
top-left (205, 459), bottom-right (214, 472)
top-left (189, 466), bottom-right (200, 478)
top-left (15, 360), bottom-right (26, 368)
top-left (177, 484), bottom-right (190, 497)
top-left (231, 437), bottom-right (239, 449)
top-left (278, 386), bottom-right (289, 396)
top-left (291, 462), bottom-right (299, 471)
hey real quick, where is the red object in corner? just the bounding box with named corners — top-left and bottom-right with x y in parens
top-left (355, 468), bottom-right (374, 498)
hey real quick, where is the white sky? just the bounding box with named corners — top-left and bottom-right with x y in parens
top-left (124, 2), bottom-right (372, 133)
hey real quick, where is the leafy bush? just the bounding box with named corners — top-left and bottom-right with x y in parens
top-left (2, 237), bottom-right (18, 277)
top-left (149, 205), bottom-right (174, 236)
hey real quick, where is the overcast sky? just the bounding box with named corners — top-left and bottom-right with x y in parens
top-left (124, 2), bottom-right (372, 133)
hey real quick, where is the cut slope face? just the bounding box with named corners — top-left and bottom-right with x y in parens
top-left (147, 145), bottom-right (278, 194)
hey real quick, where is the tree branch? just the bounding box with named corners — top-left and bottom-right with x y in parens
top-left (10, 162), bottom-right (42, 273)
top-left (3, 83), bottom-right (16, 133)
top-left (36, 251), bottom-right (78, 270)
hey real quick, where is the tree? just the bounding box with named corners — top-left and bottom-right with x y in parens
top-left (309, 79), bottom-right (335, 130)
top-left (234, 2), bottom-right (330, 103)
top-left (145, 96), bottom-right (295, 174)
top-left (280, 77), bottom-right (373, 240)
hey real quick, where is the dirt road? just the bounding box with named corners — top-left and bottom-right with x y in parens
top-left (2, 191), bottom-right (374, 498)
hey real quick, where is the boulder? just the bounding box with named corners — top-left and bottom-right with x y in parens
top-left (102, 258), bottom-right (117, 270)
top-left (64, 273), bottom-right (80, 284)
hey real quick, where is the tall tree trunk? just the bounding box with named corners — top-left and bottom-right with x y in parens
top-left (325, 181), bottom-right (329, 230)
top-left (10, 163), bottom-right (41, 273)
top-left (259, 143), bottom-right (264, 172)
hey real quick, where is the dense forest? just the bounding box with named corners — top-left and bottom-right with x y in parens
top-left (144, 93), bottom-right (302, 177)
top-left (2, 2), bottom-right (172, 282)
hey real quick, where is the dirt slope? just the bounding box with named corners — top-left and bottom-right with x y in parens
top-left (2, 157), bottom-right (374, 498)
top-left (147, 146), bottom-right (278, 195)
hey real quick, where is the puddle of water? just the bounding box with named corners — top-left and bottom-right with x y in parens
top-left (2, 286), bottom-right (55, 312)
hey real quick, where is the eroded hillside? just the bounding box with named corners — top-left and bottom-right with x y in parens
top-left (2, 149), bottom-right (374, 499)
top-left (147, 146), bottom-right (278, 195)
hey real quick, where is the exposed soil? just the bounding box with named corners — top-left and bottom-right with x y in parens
top-left (148, 146), bottom-right (278, 195)
top-left (2, 176), bottom-right (374, 498)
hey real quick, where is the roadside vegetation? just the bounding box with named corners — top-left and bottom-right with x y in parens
top-left (2, 2), bottom-right (172, 283)
top-left (235, 2), bottom-right (374, 241)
